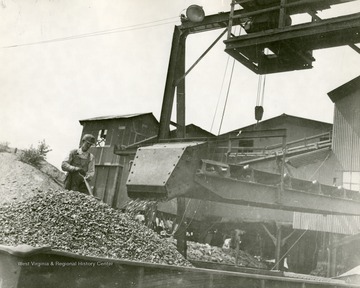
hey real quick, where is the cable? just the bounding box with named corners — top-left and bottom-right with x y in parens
top-left (171, 198), bottom-right (193, 235)
top-left (256, 75), bottom-right (266, 106)
top-left (309, 152), bottom-right (331, 181)
top-left (261, 75), bottom-right (266, 106)
top-left (182, 199), bottom-right (203, 232)
top-left (210, 55), bottom-right (231, 133)
top-left (218, 58), bottom-right (236, 135)
top-left (270, 229), bottom-right (308, 271)
top-left (2, 17), bottom-right (179, 49)
top-left (256, 75), bottom-right (262, 106)
top-left (176, 28), bottom-right (228, 86)
top-left (217, 26), bottom-right (241, 135)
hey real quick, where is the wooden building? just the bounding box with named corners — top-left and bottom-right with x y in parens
top-left (217, 114), bottom-right (334, 183)
top-left (79, 113), bottom-right (159, 208)
top-left (221, 113), bottom-right (332, 154)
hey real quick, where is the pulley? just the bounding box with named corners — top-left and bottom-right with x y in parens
top-left (255, 74), bottom-right (266, 122)
top-left (255, 105), bottom-right (264, 121)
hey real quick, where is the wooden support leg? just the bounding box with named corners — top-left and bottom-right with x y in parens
top-left (327, 234), bottom-right (337, 277)
top-left (175, 197), bottom-right (187, 258)
top-left (274, 224), bottom-right (282, 270)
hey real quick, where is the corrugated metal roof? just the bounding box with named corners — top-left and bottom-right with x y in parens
top-left (293, 212), bottom-right (360, 235)
top-left (79, 112), bottom-right (156, 123)
top-left (169, 124), bottom-right (215, 137)
top-left (328, 75), bottom-right (360, 103)
top-left (220, 113), bottom-right (332, 136)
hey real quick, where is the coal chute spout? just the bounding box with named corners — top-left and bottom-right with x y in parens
top-left (126, 142), bottom-right (206, 201)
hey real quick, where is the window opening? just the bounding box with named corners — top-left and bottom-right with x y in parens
top-left (97, 129), bottom-right (108, 147)
top-left (343, 171), bottom-right (360, 192)
top-left (238, 139), bottom-right (254, 153)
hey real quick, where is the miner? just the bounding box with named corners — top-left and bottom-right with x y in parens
top-left (61, 134), bottom-right (96, 194)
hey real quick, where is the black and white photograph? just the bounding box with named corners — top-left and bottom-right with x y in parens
top-left (1, 0), bottom-right (360, 287)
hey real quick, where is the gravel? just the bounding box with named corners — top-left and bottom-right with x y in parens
top-left (186, 241), bottom-right (267, 269)
top-left (0, 189), bottom-right (192, 267)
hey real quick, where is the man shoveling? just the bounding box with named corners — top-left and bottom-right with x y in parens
top-left (61, 134), bottom-right (96, 195)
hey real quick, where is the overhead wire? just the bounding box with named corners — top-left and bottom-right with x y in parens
top-left (261, 75), bottom-right (266, 107)
top-left (256, 75), bottom-right (262, 107)
top-left (217, 25), bottom-right (241, 135)
top-left (218, 58), bottom-right (236, 136)
top-left (210, 54), bottom-right (231, 133)
top-left (256, 75), bottom-right (266, 107)
top-left (2, 16), bottom-right (179, 49)
top-left (309, 152), bottom-right (331, 181)
top-left (261, 76), bottom-right (266, 106)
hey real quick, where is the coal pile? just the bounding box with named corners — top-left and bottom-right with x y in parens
top-left (0, 189), bottom-right (192, 267)
top-left (187, 241), bottom-right (267, 269)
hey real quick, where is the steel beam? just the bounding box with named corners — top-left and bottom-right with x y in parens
top-left (179, 0), bottom-right (356, 34)
top-left (224, 12), bottom-right (360, 73)
top-left (225, 12), bottom-right (360, 50)
top-left (180, 10), bottom-right (243, 34)
top-left (176, 31), bottom-right (186, 139)
top-left (194, 172), bottom-right (360, 215)
top-left (158, 26), bottom-right (187, 140)
top-left (232, 0), bottom-right (357, 19)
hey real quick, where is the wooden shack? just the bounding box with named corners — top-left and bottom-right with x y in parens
top-left (79, 113), bottom-right (159, 208)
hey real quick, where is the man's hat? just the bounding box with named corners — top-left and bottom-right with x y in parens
top-left (82, 134), bottom-right (96, 145)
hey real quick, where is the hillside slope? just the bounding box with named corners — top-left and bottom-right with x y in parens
top-left (0, 151), bottom-right (65, 204)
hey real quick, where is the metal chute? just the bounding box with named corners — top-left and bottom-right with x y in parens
top-left (126, 142), bottom-right (206, 200)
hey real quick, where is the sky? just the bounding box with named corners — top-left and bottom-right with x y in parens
top-left (1, 0), bottom-right (359, 170)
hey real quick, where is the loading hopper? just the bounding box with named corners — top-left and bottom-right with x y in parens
top-left (126, 142), bottom-right (206, 200)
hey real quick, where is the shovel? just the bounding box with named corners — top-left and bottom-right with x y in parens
top-left (79, 174), bottom-right (102, 201)
top-left (79, 174), bottom-right (94, 196)
top-left (84, 177), bottom-right (94, 197)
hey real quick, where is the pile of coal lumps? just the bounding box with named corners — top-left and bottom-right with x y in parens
top-left (0, 189), bottom-right (191, 267)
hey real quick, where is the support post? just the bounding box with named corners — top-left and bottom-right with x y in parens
top-left (274, 224), bottom-right (282, 270)
top-left (278, 134), bottom-right (287, 203)
top-left (176, 30), bottom-right (186, 139)
top-left (159, 26), bottom-right (183, 140)
top-left (329, 234), bottom-right (337, 277)
top-left (278, 0), bottom-right (287, 28)
top-left (227, 0), bottom-right (236, 39)
top-left (175, 197), bottom-right (187, 258)
top-left (175, 34), bottom-right (187, 257)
